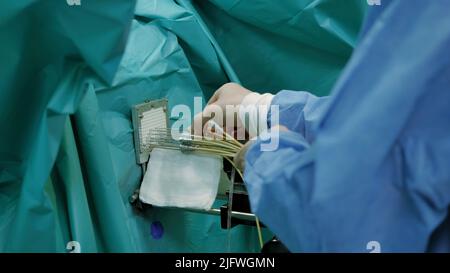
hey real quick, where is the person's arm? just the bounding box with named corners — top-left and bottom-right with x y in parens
top-left (268, 91), bottom-right (329, 143)
top-left (239, 90), bottom-right (329, 142)
top-left (243, 127), bottom-right (450, 252)
top-left (242, 129), bottom-right (318, 251)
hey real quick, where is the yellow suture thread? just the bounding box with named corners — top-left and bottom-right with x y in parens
top-left (224, 156), bottom-right (264, 250)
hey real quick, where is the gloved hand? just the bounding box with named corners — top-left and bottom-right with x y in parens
top-left (234, 125), bottom-right (289, 173)
top-left (191, 83), bottom-right (252, 138)
top-left (233, 139), bottom-right (255, 173)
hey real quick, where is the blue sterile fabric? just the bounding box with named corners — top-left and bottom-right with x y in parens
top-left (245, 0), bottom-right (450, 252)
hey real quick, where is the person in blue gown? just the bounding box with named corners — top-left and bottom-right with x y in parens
top-left (194, 0), bottom-right (450, 252)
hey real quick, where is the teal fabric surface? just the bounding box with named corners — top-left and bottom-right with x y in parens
top-left (0, 0), bottom-right (365, 252)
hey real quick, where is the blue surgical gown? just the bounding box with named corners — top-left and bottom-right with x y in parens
top-left (244, 0), bottom-right (450, 252)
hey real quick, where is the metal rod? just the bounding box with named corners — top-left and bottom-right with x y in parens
top-left (179, 207), bottom-right (257, 222)
top-left (227, 168), bottom-right (236, 252)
